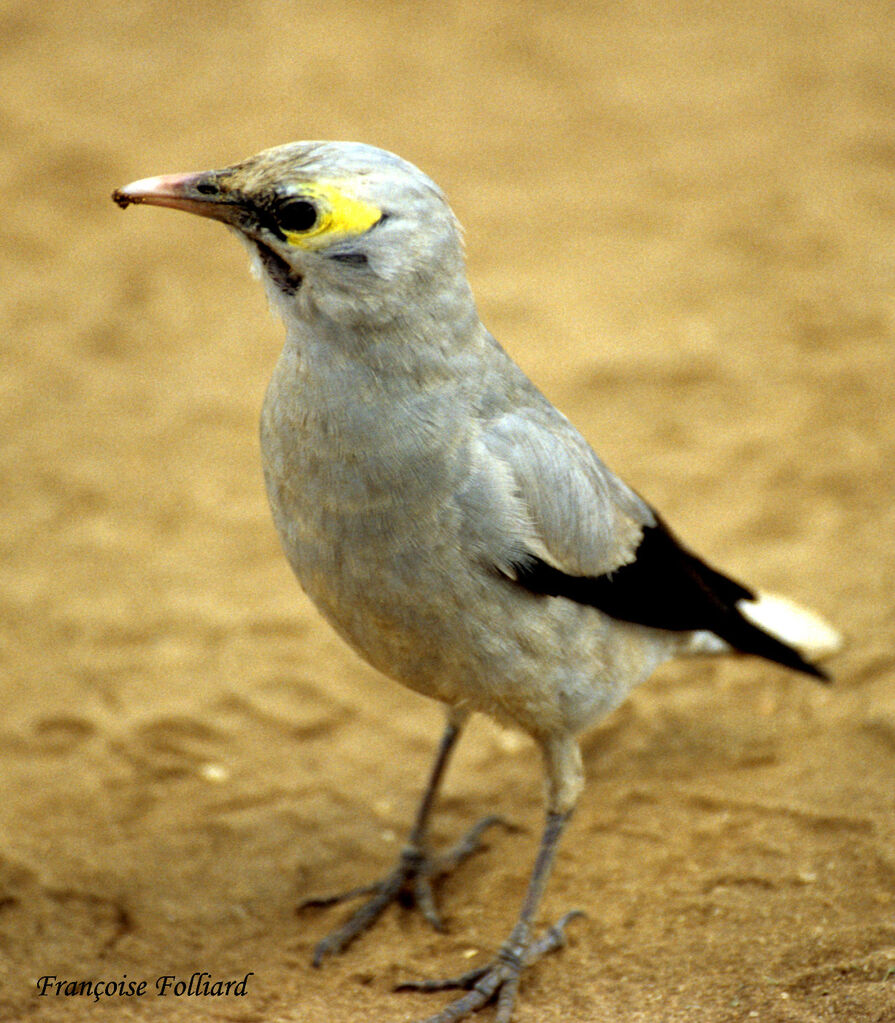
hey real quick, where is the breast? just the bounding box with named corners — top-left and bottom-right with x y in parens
top-left (259, 343), bottom-right (475, 678)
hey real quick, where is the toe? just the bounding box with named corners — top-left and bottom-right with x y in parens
top-left (413, 875), bottom-right (445, 931)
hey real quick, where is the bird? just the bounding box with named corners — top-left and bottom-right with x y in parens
top-left (113, 142), bottom-right (842, 1023)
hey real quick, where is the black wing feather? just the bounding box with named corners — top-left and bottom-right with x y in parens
top-left (512, 515), bottom-right (828, 681)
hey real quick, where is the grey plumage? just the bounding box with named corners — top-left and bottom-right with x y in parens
top-left (113, 142), bottom-right (841, 1023)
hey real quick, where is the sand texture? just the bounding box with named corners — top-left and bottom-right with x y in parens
top-left (1, 1), bottom-right (894, 1020)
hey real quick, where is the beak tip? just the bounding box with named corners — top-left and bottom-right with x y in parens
top-left (112, 174), bottom-right (174, 208)
top-left (109, 172), bottom-right (225, 220)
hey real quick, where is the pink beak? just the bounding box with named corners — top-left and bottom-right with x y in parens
top-left (112, 171), bottom-right (233, 223)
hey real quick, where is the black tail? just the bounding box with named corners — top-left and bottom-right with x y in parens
top-left (511, 515), bottom-right (829, 682)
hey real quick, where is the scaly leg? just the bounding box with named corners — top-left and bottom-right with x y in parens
top-left (301, 710), bottom-right (506, 966)
top-left (397, 733), bottom-right (586, 1023)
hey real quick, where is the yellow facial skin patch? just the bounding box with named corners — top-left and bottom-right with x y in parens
top-left (282, 181), bottom-right (382, 250)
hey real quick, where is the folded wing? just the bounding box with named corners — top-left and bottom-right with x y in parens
top-left (472, 408), bottom-right (829, 680)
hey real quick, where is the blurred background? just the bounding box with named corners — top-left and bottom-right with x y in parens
top-left (1, 2), bottom-right (893, 1020)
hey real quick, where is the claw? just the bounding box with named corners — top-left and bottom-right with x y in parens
top-left (395, 910), bottom-right (584, 1022)
top-left (395, 963), bottom-right (490, 994)
top-left (299, 814), bottom-right (509, 966)
top-left (297, 880), bottom-right (380, 911)
top-left (431, 815), bottom-right (513, 876)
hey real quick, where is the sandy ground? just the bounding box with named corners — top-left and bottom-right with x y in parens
top-left (2, 1), bottom-right (894, 1021)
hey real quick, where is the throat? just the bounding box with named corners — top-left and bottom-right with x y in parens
top-left (255, 241), bottom-right (302, 295)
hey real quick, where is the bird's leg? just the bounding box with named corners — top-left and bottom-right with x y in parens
top-left (301, 710), bottom-right (507, 966)
top-left (397, 734), bottom-right (585, 1023)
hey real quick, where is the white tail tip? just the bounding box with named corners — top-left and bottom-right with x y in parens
top-left (737, 591), bottom-right (843, 661)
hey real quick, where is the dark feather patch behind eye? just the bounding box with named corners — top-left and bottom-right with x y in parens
top-left (329, 252), bottom-right (368, 265)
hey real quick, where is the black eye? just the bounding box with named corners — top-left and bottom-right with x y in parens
top-left (276, 198), bottom-right (318, 233)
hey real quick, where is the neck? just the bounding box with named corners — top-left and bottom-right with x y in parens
top-left (280, 287), bottom-right (481, 381)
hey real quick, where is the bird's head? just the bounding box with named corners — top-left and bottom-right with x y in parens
top-left (113, 141), bottom-right (470, 327)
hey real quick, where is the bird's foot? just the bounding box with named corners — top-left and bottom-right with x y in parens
top-left (396, 909), bottom-right (584, 1023)
top-left (300, 815), bottom-right (509, 966)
